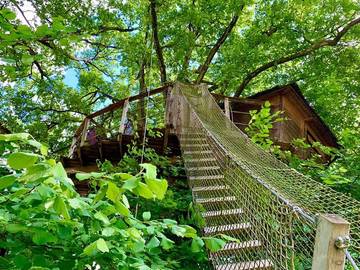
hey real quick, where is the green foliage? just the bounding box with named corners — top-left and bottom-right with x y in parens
top-left (246, 107), bottom-right (360, 200)
top-left (0, 134), bottom-right (229, 269)
top-left (245, 101), bottom-right (284, 150)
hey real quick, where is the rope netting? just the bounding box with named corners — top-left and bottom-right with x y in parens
top-left (171, 83), bottom-right (359, 269)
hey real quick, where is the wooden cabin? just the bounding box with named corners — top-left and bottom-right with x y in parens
top-left (214, 83), bottom-right (339, 159)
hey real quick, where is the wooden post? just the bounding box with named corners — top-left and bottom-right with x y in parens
top-left (80, 118), bottom-right (90, 147)
top-left (117, 98), bottom-right (130, 157)
top-left (311, 214), bottom-right (350, 270)
top-left (224, 97), bottom-right (231, 119)
top-left (163, 87), bottom-right (173, 153)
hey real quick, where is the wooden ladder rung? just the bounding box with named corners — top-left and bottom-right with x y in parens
top-left (215, 259), bottom-right (273, 270)
top-left (187, 166), bottom-right (220, 171)
top-left (204, 222), bottom-right (250, 234)
top-left (183, 150), bottom-right (213, 155)
top-left (196, 196), bottom-right (236, 204)
top-left (189, 175), bottom-right (224, 181)
top-left (220, 240), bottom-right (262, 251)
top-left (193, 185), bottom-right (229, 192)
top-left (187, 158), bottom-right (217, 163)
top-left (202, 208), bottom-right (243, 217)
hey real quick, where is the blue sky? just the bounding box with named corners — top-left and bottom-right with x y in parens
top-left (63, 68), bottom-right (79, 88)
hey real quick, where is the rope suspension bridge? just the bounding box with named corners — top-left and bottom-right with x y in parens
top-left (65, 82), bottom-right (360, 270)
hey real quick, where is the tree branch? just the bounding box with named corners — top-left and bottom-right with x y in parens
top-left (195, 14), bottom-right (240, 84)
top-left (149, 0), bottom-right (167, 84)
top-left (235, 16), bottom-right (360, 96)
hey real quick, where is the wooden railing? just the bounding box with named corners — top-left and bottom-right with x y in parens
top-left (69, 84), bottom-right (172, 158)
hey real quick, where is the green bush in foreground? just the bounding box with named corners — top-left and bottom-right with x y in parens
top-left (0, 133), bottom-right (234, 269)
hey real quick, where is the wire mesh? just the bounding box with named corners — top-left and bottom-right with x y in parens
top-left (172, 82), bottom-right (359, 269)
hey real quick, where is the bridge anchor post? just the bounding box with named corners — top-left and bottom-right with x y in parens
top-left (311, 214), bottom-right (350, 270)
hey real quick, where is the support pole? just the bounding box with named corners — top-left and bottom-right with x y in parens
top-left (117, 98), bottom-right (130, 157)
top-left (224, 97), bottom-right (230, 119)
top-left (80, 118), bottom-right (90, 147)
top-left (311, 214), bottom-right (350, 270)
top-left (163, 87), bottom-right (173, 153)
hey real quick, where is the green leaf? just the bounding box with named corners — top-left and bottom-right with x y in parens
top-left (106, 182), bottom-right (121, 202)
top-left (96, 238), bottom-right (109, 253)
top-left (53, 163), bottom-right (73, 185)
top-left (146, 236), bottom-right (160, 249)
top-left (171, 225), bottom-right (186, 237)
top-left (83, 241), bottom-right (97, 256)
top-left (122, 176), bottom-right (139, 190)
top-left (7, 152), bottom-right (38, 170)
top-left (142, 211), bottom-right (151, 221)
top-left (140, 163), bottom-right (157, 179)
top-left (122, 194), bottom-right (130, 208)
top-left (145, 178), bottom-right (168, 200)
top-left (6, 224), bottom-right (27, 233)
top-left (32, 231), bottom-right (57, 245)
top-left (53, 196), bottom-right (70, 219)
top-left (160, 236), bottom-right (174, 250)
top-left (21, 55), bottom-right (34, 65)
top-left (94, 183), bottom-right (108, 203)
top-left (203, 237), bottom-right (226, 252)
top-left (102, 227), bottom-right (115, 237)
top-left (94, 212), bottom-right (110, 225)
top-left (114, 201), bottom-right (130, 217)
top-left (191, 237), bottom-right (204, 252)
top-left (1, 8), bottom-right (16, 20)
top-left (136, 182), bottom-right (153, 199)
top-left (0, 175), bottom-right (16, 190)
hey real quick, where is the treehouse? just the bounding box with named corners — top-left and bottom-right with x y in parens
top-left (61, 83), bottom-right (360, 270)
top-left (63, 82), bottom-right (338, 173)
top-left (214, 83), bottom-right (339, 159)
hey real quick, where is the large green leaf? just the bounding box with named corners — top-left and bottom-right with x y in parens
top-left (96, 238), bottom-right (109, 253)
top-left (114, 201), bottom-right (130, 217)
top-left (32, 231), bottom-right (57, 245)
top-left (7, 152), bottom-right (38, 170)
top-left (53, 196), bottom-right (70, 219)
top-left (135, 182), bottom-right (153, 199)
top-left (106, 182), bottom-right (122, 202)
top-left (203, 237), bottom-right (226, 252)
top-left (140, 163), bottom-right (157, 179)
top-left (0, 175), bottom-right (16, 190)
top-left (145, 178), bottom-right (168, 200)
top-left (94, 212), bottom-right (110, 225)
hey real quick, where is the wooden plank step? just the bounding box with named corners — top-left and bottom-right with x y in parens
top-left (204, 222), bottom-right (250, 234)
top-left (202, 208), bottom-right (243, 217)
top-left (187, 158), bottom-right (217, 163)
top-left (183, 150), bottom-right (213, 155)
top-left (181, 143), bottom-right (209, 148)
top-left (215, 259), bottom-right (273, 270)
top-left (180, 137), bottom-right (207, 142)
top-left (193, 185), bottom-right (229, 192)
top-left (187, 166), bottom-right (220, 171)
top-left (220, 240), bottom-right (262, 252)
top-left (189, 175), bottom-right (224, 181)
top-left (196, 196), bottom-right (236, 204)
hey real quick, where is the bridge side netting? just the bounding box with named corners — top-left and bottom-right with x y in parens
top-left (172, 82), bottom-right (359, 269)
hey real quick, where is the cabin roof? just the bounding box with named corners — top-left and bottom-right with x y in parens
top-left (248, 83), bottom-right (339, 148)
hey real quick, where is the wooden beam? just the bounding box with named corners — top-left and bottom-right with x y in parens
top-left (311, 214), bottom-right (350, 270)
top-left (80, 118), bottom-right (90, 147)
top-left (117, 98), bottom-right (130, 156)
top-left (88, 84), bottom-right (171, 119)
top-left (163, 87), bottom-right (174, 152)
top-left (224, 97), bottom-right (230, 119)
